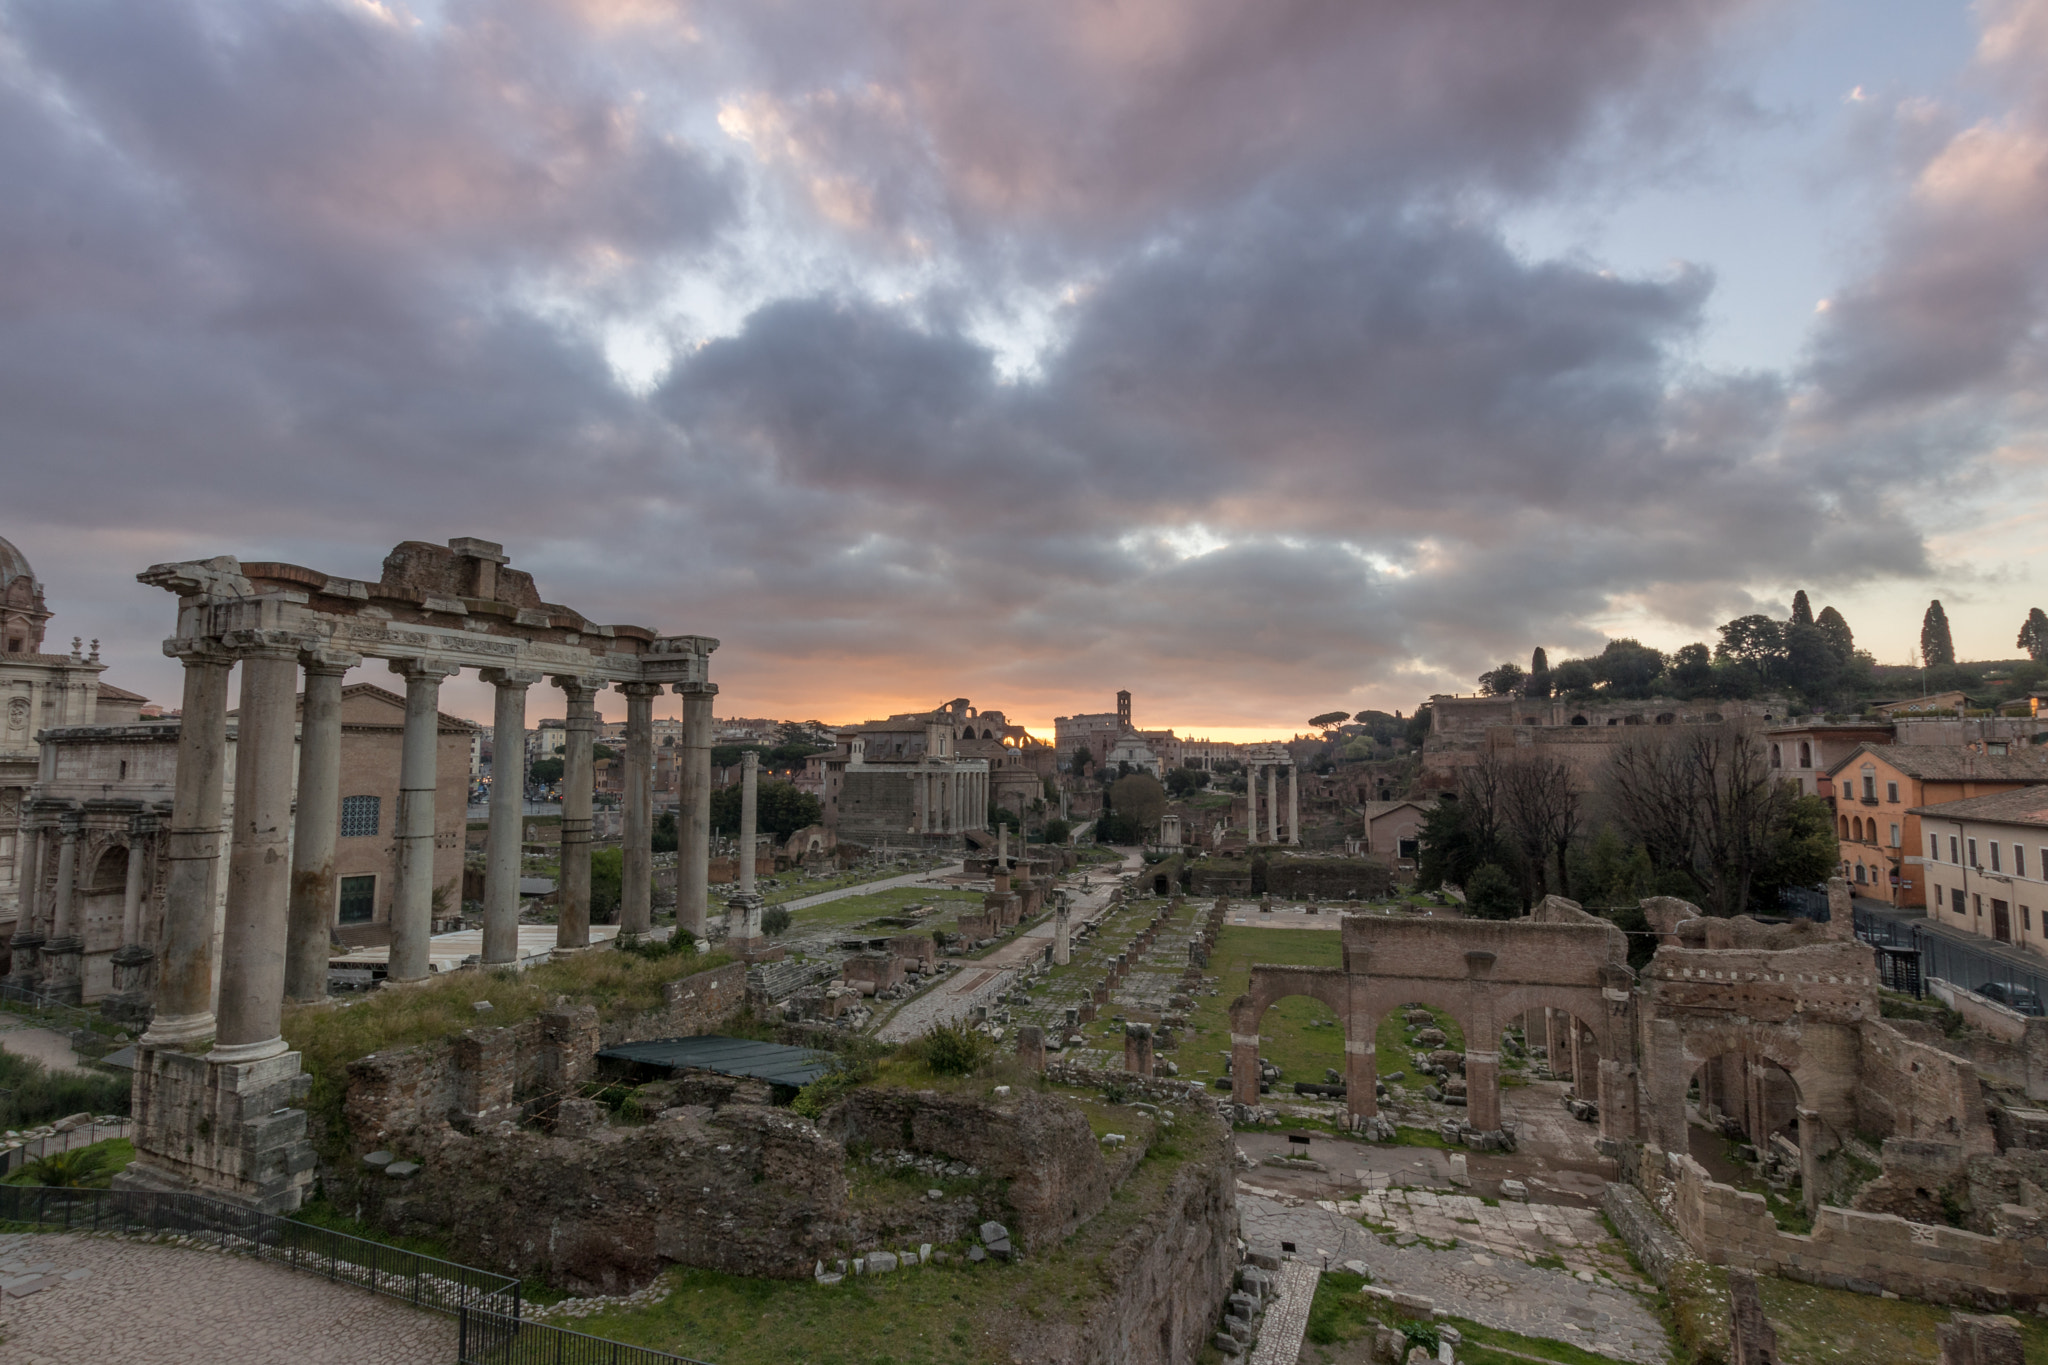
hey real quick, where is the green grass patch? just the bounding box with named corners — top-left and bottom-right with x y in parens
top-left (1302, 1273), bottom-right (1629, 1365)
top-left (1, 1136), bottom-right (134, 1188)
top-left (1757, 1275), bottom-right (2048, 1364)
top-left (282, 949), bottom-right (732, 1153)
top-left (778, 885), bottom-right (987, 933)
top-left (1180, 924), bottom-right (1344, 1085)
top-left (0, 1048), bottom-right (130, 1129)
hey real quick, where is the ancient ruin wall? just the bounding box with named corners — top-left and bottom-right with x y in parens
top-left (1853, 1018), bottom-right (1999, 1156)
top-left (1665, 1153), bottom-right (2046, 1311)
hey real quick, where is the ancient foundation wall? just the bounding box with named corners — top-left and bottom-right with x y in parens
top-left (1853, 1018), bottom-right (1999, 1155)
top-left (1665, 1153), bottom-right (2047, 1311)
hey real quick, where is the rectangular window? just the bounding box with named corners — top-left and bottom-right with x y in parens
top-left (2025, 906), bottom-right (2033, 933)
top-left (1887, 781), bottom-right (1899, 803)
top-left (1890, 824), bottom-right (1900, 848)
top-left (1968, 838), bottom-right (1979, 869)
top-left (338, 875), bottom-right (376, 925)
top-left (1930, 833), bottom-right (1941, 861)
top-left (1863, 775), bottom-right (1877, 800)
top-left (1973, 893), bottom-right (1982, 917)
top-left (2018, 846), bottom-right (2028, 879)
top-left (340, 794), bottom-right (381, 838)
top-left (1953, 887), bottom-right (1966, 915)
top-left (1951, 835), bottom-right (1961, 863)
top-left (1991, 842), bottom-right (2002, 872)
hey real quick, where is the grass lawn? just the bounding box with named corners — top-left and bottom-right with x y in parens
top-left (781, 886), bottom-right (988, 934)
top-left (1758, 1276), bottom-right (2048, 1364)
top-left (563, 1108), bottom-right (1218, 1365)
top-left (1301, 1270), bottom-right (1630, 1365)
top-left (1179, 924), bottom-right (1344, 1086)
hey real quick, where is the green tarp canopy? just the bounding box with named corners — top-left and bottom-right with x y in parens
top-left (596, 1035), bottom-right (831, 1088)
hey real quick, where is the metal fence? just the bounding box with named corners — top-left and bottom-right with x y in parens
top-left (458, 1307), bottom-right (714, 1365)
top-left (0, 1185), bottom-right (519, 1318)
top-left (0, 980), bottom-right (114, 1035)
top-left (1854, 906), bottom-right (2048, 1008)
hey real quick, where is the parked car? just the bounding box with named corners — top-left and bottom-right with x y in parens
top-left (1974, 981), bottom-right (2046, 1016)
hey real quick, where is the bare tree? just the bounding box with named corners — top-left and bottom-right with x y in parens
top-left (1502, 755), bottom-right (1581, 900)
top-left (1601, 720), bottom-right (1793, 916)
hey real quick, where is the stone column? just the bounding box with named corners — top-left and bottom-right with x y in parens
top-left (1287, 764), bottom-right (1299, 845)
top-left (285, 651), bottom-right (355, 1003)
top-left (675, 681), bottom-right (716, 939)
top-left (554, 677), bottom-right (601, 950)
top-left (211, 640), bottom-right (300, 1063)
top-left (737, 749), bottom-right (759, 898)
top-left (1265, 764), bottom-right (1278, 844)
top-left (617, 682), bottom-right (661, 936)
top-left (1231, 1028), bottom-right (1261, 1106)
top-left (145, 643), bottom-right (233, 1046)
top-left (39, 813), bottom-right (84, 1003)
top-left (1244, 768), bottom-right (1258, 841)
top-left (480, 669), bottom-right (538, 965)
top-left (120, 816), bottom-right (150, 947)
top-left (1053, 903), bottom-right (1071, 965)
top-left (1796, 1107), bottom-right (1822, 1216)
top-left (388, 659), bottom-right (458, 983)
top-left (1345, 1011), bottom-right (1378, 1121)
top-left (1123, 1022), bottom-right (1154, 1077)
top-left (6, 824), bottom-right (48, 983)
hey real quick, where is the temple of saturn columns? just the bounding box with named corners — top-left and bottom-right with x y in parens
top-left (1241, 744), bottom-right (1301, 845)
top-left (117, 538), bottom-right (716, 1212)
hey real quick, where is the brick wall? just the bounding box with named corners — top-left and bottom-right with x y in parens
top-left (1665, 1153), bottom-right (2047, 1310)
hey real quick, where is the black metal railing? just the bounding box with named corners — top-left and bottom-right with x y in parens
top-left (458, 1307), bottom-right (715, 1365)
top-left (0, 1186), bottom-right (519, 1318)
top-left (1855, 906), bottom-right (2047, 1008)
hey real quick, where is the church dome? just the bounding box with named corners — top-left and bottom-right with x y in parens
top-left (0, 534), bottom-right (32, 588)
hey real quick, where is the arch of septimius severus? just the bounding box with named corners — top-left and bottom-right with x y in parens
top-left (117, 538), bottom-right (716, 1211)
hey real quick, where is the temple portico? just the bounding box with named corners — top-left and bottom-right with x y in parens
top-left (1243, 746), bottom-right (1301, 845)
top-left (116, 538), bottom-right (717, 1212)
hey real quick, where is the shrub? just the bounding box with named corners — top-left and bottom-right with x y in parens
top-left (0, 1051), bottom-right (130, 1130)
top-left (17, 1144), bottom-right (113, 1188)
top-left (1463, 863), bottom-right (1521, 920)
top-left (760, 905), bottom-right (792, 938)
top-left (908, 1020), bottom-right (993, 1077)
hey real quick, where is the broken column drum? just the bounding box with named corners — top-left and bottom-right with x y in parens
top-left (118, 539), bottom-right (718, 1212)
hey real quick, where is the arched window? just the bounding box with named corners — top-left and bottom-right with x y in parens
top-left (1570, 715), bottom-right (1588, 727)
top-left (1799, 742), bottom-right (1812, 767)
top-left (1855, 864), bottom-right (1867, 884)
top-left (1852, 817), bottom-right (1863, 841)
top-left (1839, 816), bottom-right (1850, 839)
top-left (1656, 713), bottom-right (1676, 724)
top-left (1771, 745), bottom-right (1782, 768)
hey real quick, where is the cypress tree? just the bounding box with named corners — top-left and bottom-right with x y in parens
top-left (1920, 600), bottom-right (1956, 668)
top-left (1790, 590), bottom-right (1814, 626)
top-left (1525, 647), bottom-right (1552, 697)
top-left (1815, 606), bottom-right (1854, 663)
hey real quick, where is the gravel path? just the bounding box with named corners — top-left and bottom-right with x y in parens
top-left (0, 1233), bottom-right (456, 1365)
top-left (1238, 1194), bottom-right (1668, 1364)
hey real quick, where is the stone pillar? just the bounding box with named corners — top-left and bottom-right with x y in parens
top-left (388, 659), bottom-right (457, 982)
top-left (618, 682), bottom-right (661, 936)
top-left (1231, 1029), bottom-right (1261, 1105)
top-left (1727, 1269), bottom-right (1779, 1365)
top-left (1936, 1312), bottom-right (2026, 1365)
top-left (1017, 1024), bottom-right (1046, 1071)
top-left (1464, 1048), bottom-right (1501, 1132)
top-left (1245, 768), bottom-right (1258, 840)
top-left (285, 651), bottom-right (354, 1003)
top-left (7, 824), bottom-right (48, 983)
top-left (39, 813), bottom-right (84, 1003)
top-left (997, 821), bottom-right (1008, 869)
top-left (1123, 1022), bottom-right (1154, 1077)
top-left (1053, 903), bottom-right (1071, 965)
top-left (1797, 1107), bottom-right (1823, 1216)
top-left (480, 669), bottom-right (538, 965)
top-left (1824, 875), bottom-right (1853, 940)
top-left (106, 814), bottom-right (159, 1025)
top-left (145, 644), bottom-right (233, 1046)
top-left (1345, 1027), bottom-right (1378, 1120)
top-left (675, 681), bottom-right (716, 939)
top-left (1265, 764), bottom-right (1278, 844)
top-left (1287, 764), bottom-right (1299, 845)
top-left (120, 815), bottom-right (151, 947)
top-left (554, 676), bottom-right (601, 951)
top-left (738, 749), bottom-right (759, 898)
top-left (211, 641), bottom-right (300, 1063)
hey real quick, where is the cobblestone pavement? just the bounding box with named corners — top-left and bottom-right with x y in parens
top-left (1248, 1257), bottom-right (1320, 1365)
top-left (1239, 1193), bottom-right (1669, 1364)
top-left (0, 1233), bottom-right (457, 1364)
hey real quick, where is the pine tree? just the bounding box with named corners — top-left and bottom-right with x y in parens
top-left (1524, 647), bottom-right (1552, 697)
top-left (1920, 600), bottom-right (1956, 668)
top-left (1790, 590), bottom-right (1814, 626)
top-left (1815, 606), bottom-right (1854, 663)
top-left (2018, 608), bottom-right (2048, 664)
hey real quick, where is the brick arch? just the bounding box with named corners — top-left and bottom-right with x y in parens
top-left (1229, 965), bottom-right (1373, 1117)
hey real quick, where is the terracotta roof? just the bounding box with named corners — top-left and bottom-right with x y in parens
top-left (1907, 787), bottom-right (2048, 828)
top-left (96, 681), bottom-right (149, 702)
top-left (1827, 742), bottom-right (2048, 782)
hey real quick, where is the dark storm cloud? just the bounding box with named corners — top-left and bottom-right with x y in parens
top-left (0, 0), bottom-right (1992, 721)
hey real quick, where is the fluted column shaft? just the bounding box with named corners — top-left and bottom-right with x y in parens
top-left (618, 682), bottom-right (661, 934)
top-left (1265, 765), bottom-right (1278, 844)
top-left (738, 750), bottom-right (759, 898)
top-left (676, 683), bottom-right (716, 938)
top-left (481, 670), bottom-right (537, 964)
top-left (211, 643), bottom-right (300, 1062)
top-left (388, 659), bottom-right (457, 983)
top-left (285, 654), bottom-right (355, 1002)
top-left (120, 816), bottom-right (150, 946)
top-left (1287, 764), bottom-right (1299, 846)
top-left (48, 817), bottom-right (81, 942)
top-left (555, 678), bottom-right (601, 950)
top-left (145, 644), bottom-right (233, 1045)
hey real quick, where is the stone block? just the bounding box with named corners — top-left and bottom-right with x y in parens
top-left (866, 1251), bottom-right (899, 1273)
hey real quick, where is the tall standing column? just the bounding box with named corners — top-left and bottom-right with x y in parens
top-left (675, 682), bottom-right (716, 939)
top-left (7, 824), bottom-right (49, 981)
top-left (480, 669), bottom-right (538, 965)
top-left (211, 641), bottom-right (300, 1062)
top-left (285, 651), bottom-right (356, 1002)
top-left (144, 644), bottom-right (234, 1046)
top-left (38, 813), bottom-right (84, 1002)
top-left (554, 677), bottom-right (600, 950)
top-left (120, 816), bottom-right (150, 946)
top-left (617, 683), bottom-right (660, 935)
top-left (1287, 764), bottom-right (1300, 846)
top-left (1265, 764), bottom-right (1278, 844)
top-left (388, 659), bottom-right (458, 983)
top-left (738, 749), bottom-right (759, 898)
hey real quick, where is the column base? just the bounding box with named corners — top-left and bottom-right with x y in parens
top-left (141, 1010), bottom-right (217, 1048)
top-left (117, 1042), bottom-right (317, 1215)
top-left (35, 935), bottom-right (84, 1005)
top-left (102, 944), bottom-right (158, 1030)
top-left (6, 931), bottom-right (45, 988)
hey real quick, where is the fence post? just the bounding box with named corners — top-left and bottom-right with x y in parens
top-left (459, 1305), bottom-right (468, 1362)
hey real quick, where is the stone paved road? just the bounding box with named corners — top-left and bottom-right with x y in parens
top-left (1248, 1257), bottom-right (1320, 1365)
top-left (778, 862), bottom-right (964, 913)
top-left (0, 1233), bottom-right (456, 1365)
top-left (1239, 1194), bottom-right (1669, 1364)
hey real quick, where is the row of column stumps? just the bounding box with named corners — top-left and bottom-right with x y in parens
top-left (140, 646), bottom-right (720, 1059)
top-left (1244, 761), bottom-right (1301, 845)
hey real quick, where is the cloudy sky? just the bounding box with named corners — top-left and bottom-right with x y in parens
top-left (5, 0), bottom-right (2047, 739)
